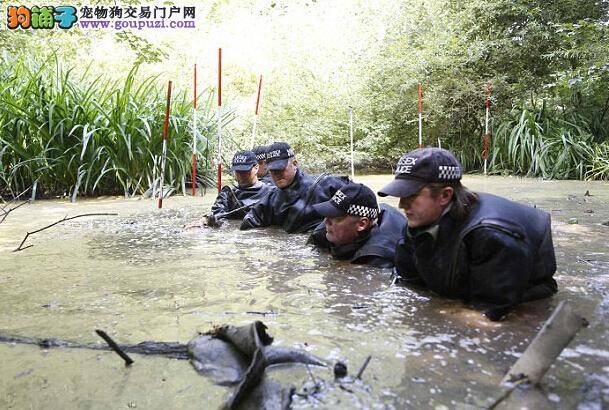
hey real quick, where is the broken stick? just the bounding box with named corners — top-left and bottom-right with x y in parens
top-left (95, 329), bottom-right (134, 366)
top-left (501, 301), bottom-right (588, 385)
top-left (356, 355), bottom-right (372, 379)
top-left (13, 213), bottom-right (117, 251)
top-left (0, 200), bottom-right (29, 225)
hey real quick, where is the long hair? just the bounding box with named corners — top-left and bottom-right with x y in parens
top-left (427, 181), bottom-right (478, 221)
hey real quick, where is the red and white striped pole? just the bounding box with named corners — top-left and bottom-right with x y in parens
top-left (192, 64), bottom-right (197, 196)
top-left (217, 48), bottom-right (222, 194)
top-left (418, 83), bottom-right (423, 148)
top-left (252, 75), bottom-right (262, 146)
top-left (158, 80), bottom-right (172, 209)
top-left (484, 81), bottom-right (490, 175)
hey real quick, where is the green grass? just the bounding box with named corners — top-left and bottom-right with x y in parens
top-left (0, 54), bottom-right (236, 199)
top-left (488, 105), bottom-right (604, 180)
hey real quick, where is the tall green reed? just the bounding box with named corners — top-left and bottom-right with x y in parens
top-left (490, 105), bottom-right (602, 180)
top-left (0, 54), bottom-right (236, 199)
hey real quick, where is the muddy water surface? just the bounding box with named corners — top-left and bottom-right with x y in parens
top-left (0, 175), bottom-right (608, 409)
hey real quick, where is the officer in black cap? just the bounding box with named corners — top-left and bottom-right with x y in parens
top-left (252, 145), bottom-right (273, 185)
top-left (379, 147), bottom-right (557, 320)
top-left (240, 142), bottom-right (349, 233)
top-left (205, 150), bottom-right (275, 224)
top-left (308, 183), bottom-right (406, 268)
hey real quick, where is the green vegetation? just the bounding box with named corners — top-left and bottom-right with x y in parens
top-left (0, 54), bottom-right (235, 198)
top-left (1, 0), bottom-right (608, 198)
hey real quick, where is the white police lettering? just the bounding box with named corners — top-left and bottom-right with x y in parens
top-left (395, 156), bottom-right (418, 174)
top-left (331, 190), bottom-right (346, 205)
top-left (234, 155), bottom-right (248, 164)
top-left (267, 150), bottom-right (281, 159)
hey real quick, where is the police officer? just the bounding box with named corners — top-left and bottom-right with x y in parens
top-left (308, 182), bottom-right (406, 268)
top-left (379, 148), bottom-right (557, 320)
top-left (209, 150), bottom-right (275, 222)
top-left (252, 145), bottom-right (273, 185)
top-left (240, 142), bottom-right (348, 233)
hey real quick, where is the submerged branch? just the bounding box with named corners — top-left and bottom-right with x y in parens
top-left (96, 329), bottom-right (134, 366)
top-left (0, 331), bottom-right (189, 359)
top-left (14, 213), bottom-right (118, 252)
top-left (356, 355), bottom-right (372, 379)
top-left (0, 200), bottom-right (29, 225)
top-left (1, 186), bottom-right (31, 210)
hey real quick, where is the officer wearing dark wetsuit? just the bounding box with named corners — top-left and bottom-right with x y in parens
top-left (253, 145), bottom-right (274, 185)
top-left (308, 183), bottom-right (406, 268)
top-left (211, 150), bottom-right (275, 220)
top-left (379, 148), bottom-right (557, 320)
top-left (240, 142), bottom-right (348, 233)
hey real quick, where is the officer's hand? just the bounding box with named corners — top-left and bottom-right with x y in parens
top-left (206, 213), bottom-right (225, 228)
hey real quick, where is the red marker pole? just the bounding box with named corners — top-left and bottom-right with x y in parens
top-left (484, 82), bottom-right (490, 175)
top-left (158, 80), bottom-right (172, 209)
top-left (418, 83), bottom-right (423, 148)
top-left (251, 75), bottom-right (262, 146)
top-left (217, 48), bottom-right (222, 194)
top-left (192, 64), bottom-right (198, 196)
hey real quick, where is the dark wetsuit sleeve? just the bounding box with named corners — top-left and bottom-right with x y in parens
top-left (357, 255), bottom-right (394, 269)
top-left (393, 236), bottom-right (425, 285)
top-left (464, 227), bottom-right (532, 320)
top-left (240, 192), bottom-right (274, 230)
top-left (210, 186), bottom-right (233, 216)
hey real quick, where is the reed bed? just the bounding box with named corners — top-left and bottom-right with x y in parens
top-left (486, 105), bottom-right (608, 180)
top-left (0, 55), bottom-right (235, 199)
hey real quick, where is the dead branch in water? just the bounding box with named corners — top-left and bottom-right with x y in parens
top-left (0, 331), bottom-right (188, 359)
top-left (1, 186), bottom-right (31, 209)
top-left (95, 329), bottom-right (134, 366)
top-left (0, 200), bottom-right (29, 225)
top-left (356, 355), bottom-right (372, 379)
top-left (488, 302), bottom-right (587, 409)
top-left (13, 213), bottom-right (118, 252)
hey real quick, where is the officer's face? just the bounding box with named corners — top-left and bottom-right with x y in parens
top-left (234, 164), bottom-right (259, 188)
top-left (257, 160), bottom-right (267, 177)
top-left (270, 159), bottom-right (298, 188)
top-left (398, 186), bottom-right (453, 228)
top-left (325, 215), bottom-right (370, 246)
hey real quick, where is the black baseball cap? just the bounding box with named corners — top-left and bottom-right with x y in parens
top-left (266, 142), bottom-right (295, 171)
top-left (378, 148), bottom-right (462, 197)
top-left (313, 183), bottom-right (380, 219)
top-left (252, 145), bottom-right (268, 162)
top-left (231, 150), bottom-right (258, 172)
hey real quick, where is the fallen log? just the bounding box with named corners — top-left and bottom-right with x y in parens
top-left (501, 301), bottom-right (588, 385)
top-left (489, 301), bottom-right (588, 409)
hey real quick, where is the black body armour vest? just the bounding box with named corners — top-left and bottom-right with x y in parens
top-left (396, 192), bottom-right (557, 301)
top-left (241, 170), bottom-right (348, 233)
top-left (211, 181), bottom-right (275, 219)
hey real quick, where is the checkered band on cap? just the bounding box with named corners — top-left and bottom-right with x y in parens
top-left (438, 165), bottom-right (461, 180)
top-left (255, 152), bottom-right (266, 161)
top-left (346, 204), bottom-right (379, 219)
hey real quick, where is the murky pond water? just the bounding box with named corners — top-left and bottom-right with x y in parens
top-left (1, 175), bottom-right (608, 409)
